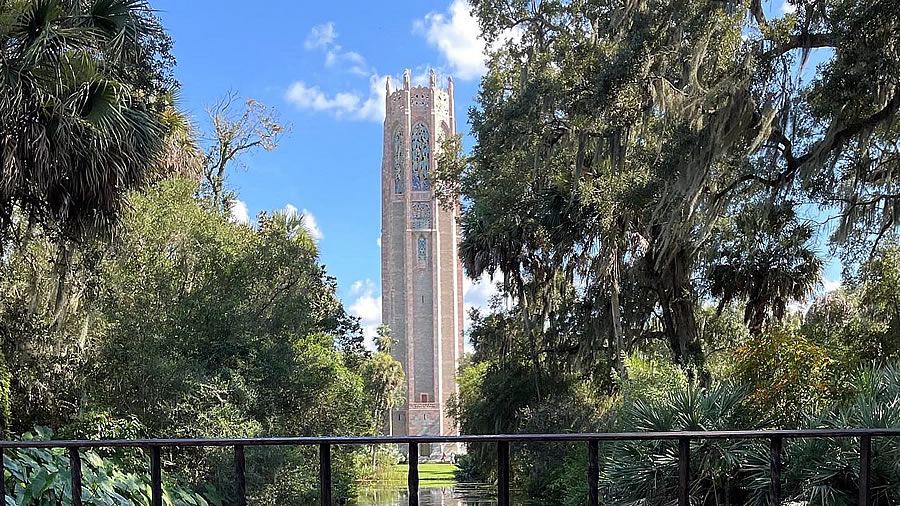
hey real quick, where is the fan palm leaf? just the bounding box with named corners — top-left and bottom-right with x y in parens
top-left (0, 0), bottom-right (170, 248)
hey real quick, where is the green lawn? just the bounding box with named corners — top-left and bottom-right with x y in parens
top-left (371, 463), bottom-right (458, 488)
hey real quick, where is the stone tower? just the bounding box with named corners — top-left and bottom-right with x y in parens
top-left (380, 69), bottom-right (464, 451)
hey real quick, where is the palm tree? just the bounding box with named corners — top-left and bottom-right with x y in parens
top-left (707, 201), bottom-right (823, 335)
top-left (0, 0), bottom-right (172, 252)
top-left (364, 325), bottom-right (405, 467)
top-left (374, 324), bottom-right (393, 355)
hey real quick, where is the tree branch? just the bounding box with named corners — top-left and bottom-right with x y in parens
top-left (762, 33), bottom-right (838, 60)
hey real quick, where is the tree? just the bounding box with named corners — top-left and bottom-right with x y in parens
top-left (82, 178), bottom-right (371, 501)
top-left (706, 201), bottom-right (823, 335)
top-left (363, 325), bottom-right (405, 467)
top-left (438, 0), bottom-right (900, 371)
top-left (201, 92), bottom-right (285, 213)
top-left (0, 0), bottom-right (175, 252)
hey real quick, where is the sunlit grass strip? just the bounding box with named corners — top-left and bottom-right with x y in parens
top-left (365, 463), bottom-right (458, 488)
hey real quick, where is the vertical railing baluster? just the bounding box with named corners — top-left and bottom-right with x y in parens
top-left (234, 445), bottom-right (246, 506)
top-left (588, 440), bottom-right (599, 506)
top-left (678, 438), bottom-right (690, 506)
top-left (497, 441), bottom-right (510, 506)
top-left (150, 446), bottom-right (162, 506)
top-left (69, 447), bottom-right (82, 506)
top-left (860, 435), bottom-right (871, 506)
top-left (770, 437), bottom-right (782, 505)
top-left (408, 442), bottom-right (419, 506)
top-left (319, 443), bottom-right (332, 506)
top-left (1, 447), bottom-right (5, 506)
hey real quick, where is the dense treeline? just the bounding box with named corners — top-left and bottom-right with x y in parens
top-left (0, 1), bottom-right (395, 503)
top-left (441, 0), bottom-right (900, 504)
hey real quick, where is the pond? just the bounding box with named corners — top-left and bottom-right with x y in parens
top-left (355, 483), bottom-right (499, 505)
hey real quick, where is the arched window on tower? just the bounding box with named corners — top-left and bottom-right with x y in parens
top-left (392, 128), bottom-right (404, 194)
top-left (411, 123), bottom-right (430, 191)
top-left (417, 235), bottom-right (427, 262)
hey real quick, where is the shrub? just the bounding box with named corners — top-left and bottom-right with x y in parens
top-left (3, 427), bottom-right (215, 506)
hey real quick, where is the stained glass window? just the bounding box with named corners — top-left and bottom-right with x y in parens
top-left (411, 201), bottom-right (432, 229)
top-left (417, 235), bottom-right (427, 262)
top-left (411, 123), bottom-right (430, 191)
top-left (392, 129), bottom-right (404, 194)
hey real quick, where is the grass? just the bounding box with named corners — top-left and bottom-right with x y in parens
top-left (365, 463), bottom-right (458, 488)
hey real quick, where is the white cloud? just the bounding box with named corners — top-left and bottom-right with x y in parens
top-left (781, 1), bottom-right (797, 14)
top-left (463, 272), bottom-right (504, 330)
top-left (410, 67), bottom-right (431, 87)
top-left (305, 22), bottom-right (337, 50)
top-left (355, 73), bottom-right (388, 121)
top-left (305, 22), bottom-right (373, 75)
top-left (348, 279), bottom-right (382, 350)
top-left (822, 278), bottom-right (841, 293)
top-left (229, 199), bottom-right (250, 224)
top-left (300, 208), bottom-right (323, 240)
top-left (285, 73), bottom-right (387, 122)
top-left (414, 0), bottom-right (486, 80)
top-left (285, 82), bottom-right (360, 115)
top-left (281, 204), bottom-right (324, 240)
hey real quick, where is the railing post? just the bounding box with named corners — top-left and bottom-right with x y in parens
top-left (69, 447), bottom-right (82, 506)
top-left (0, 447), bottom-right (5, 506)
top-left (497, 440), bottom-right (510, 506)
top-left (408, 442), bottom-right (419, 506)
top-left (234, 445), bottom-right (246, 506)
top-left (770, 436), bottom-right (782, 505)
top-left (678, 438), bottom-right (690, 506)
top-left (319, 443), bottom-right (332, 506)
top-left (860, 435), bottom-right (871, 506)
top-left (150, 446), bottom-right (162, 506)
top-left (588, 440), bottom-right (599, 506)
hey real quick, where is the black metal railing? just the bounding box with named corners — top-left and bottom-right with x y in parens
top-left (1, 428), bottom-right (897, 506)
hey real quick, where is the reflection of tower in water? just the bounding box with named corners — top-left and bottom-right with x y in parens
top-left (380, 68), bottom-right (465, 458)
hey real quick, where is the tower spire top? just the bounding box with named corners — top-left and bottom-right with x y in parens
top-left (429, 68), bottom-right (436, 88)
top-left (403, 69), bottom-right (410, 89)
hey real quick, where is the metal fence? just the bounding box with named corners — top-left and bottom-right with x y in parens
top-left (1, 428), bottom-right (897, 506)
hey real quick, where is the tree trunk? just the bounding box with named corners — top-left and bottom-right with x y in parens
top-left (610, 254), bottom-right (626, 379)
top-left (519, 288), bottom-right (543, 401)
top-left (651, 247), bottom-right (703, 370)
top-left (51, 242), bottom-right (71, 332)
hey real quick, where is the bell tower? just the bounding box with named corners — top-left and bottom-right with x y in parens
top-left (380, 69), bottom-right (464, 451)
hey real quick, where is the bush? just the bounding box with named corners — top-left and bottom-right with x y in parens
top-left (604, 380), bottom-right (761, 505)
top-left (734, 324), bottom-right (845, 426)
top-left (3, 427), bottom-right (215, 506)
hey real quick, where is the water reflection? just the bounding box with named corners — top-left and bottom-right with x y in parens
top-left (356, 484), bottom-right (498, 505)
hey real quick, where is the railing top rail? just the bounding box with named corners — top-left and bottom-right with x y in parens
top-left (3, 428), bottom-right (900, 449)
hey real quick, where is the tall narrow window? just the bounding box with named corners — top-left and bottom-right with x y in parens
top-left (417, 235), bottom-right (427, 262)
top-left (392, 129), bottom-right (404, 193)
top-left (411, 123), bottom-right (430, 191)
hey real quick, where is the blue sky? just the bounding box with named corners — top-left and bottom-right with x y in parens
top-left (155, 0), bottom-right (840, 344)
top-left (155, 0), bottom-right (498, 344)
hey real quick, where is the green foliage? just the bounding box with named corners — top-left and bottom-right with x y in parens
top-left (3, 427), bottom-right (213, 506)
top-left (606, 381), bottom-right (759, 505)
top-left (734, 324), bottom-right (845, 426)
top-left (754, 365), bottom-right (900, 505)
top-left (362, 325), bottom-right (405, 437)
top-left (0, 0), bottom-right (176, 247)
top-left (0, 348), bottom-right (9, 435)
top-left (619, 354), bottom-right (688, 404)
top-left (0, 178), bottom-right (377, 501)
top-left (706, 202), bottom-right (823, 335)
